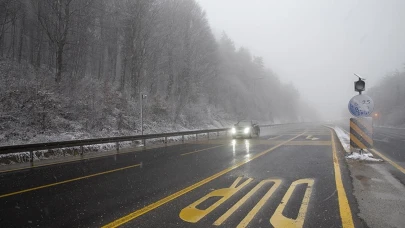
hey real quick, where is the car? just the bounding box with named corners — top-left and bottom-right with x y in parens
top-left (231, 120), bottom-right (260, 139)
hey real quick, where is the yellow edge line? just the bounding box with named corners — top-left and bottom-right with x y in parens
top-left (0, 163), bottom-right (141, 198)
top-left (101, 132), bottom-right (305, 228)
top-left (371, 149), bottom-right (405, 174)
top-left (180, 144), bottom-right (226, 156)
top-left (330, 129), bottom-right (354, 228)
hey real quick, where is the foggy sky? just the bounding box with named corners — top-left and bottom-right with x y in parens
top-left (196, 0), bottom-right (405, 120)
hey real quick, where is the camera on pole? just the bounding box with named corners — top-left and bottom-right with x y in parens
top-left (354, 73), bottom-right (365, 94)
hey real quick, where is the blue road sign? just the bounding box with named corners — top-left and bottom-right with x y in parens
top-left (348, 94), bottom-right (374, 117)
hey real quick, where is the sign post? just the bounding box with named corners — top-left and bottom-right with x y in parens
top-left (348, 74), bottom-right (374, 154)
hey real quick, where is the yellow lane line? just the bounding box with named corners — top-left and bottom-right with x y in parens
top-left (101, 133), bottom-right (305, 228)
top-left (180, 145), bottom-right (226, 156)
top-left (0, 163), bottom-right (141, 198)
top-left (371, 149), bottom-right (405, 174)
top-left (330, 129), bottom-right (355, 228)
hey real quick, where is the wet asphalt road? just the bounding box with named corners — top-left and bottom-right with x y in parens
top-left (0, 124), bottom-right (361, 228)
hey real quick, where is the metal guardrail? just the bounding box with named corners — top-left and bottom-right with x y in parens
top-left (0, 124), bottom-right (284, 165)
top-left (0, 128), bottom-right (230, 159)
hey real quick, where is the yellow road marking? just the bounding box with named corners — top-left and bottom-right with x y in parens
top-left (0, 163), bottom-right (141, 198)
top-left (236, 179), bottom-right (282, 228)
top-left (180, 177), bottom-right (252, 223)
top-left (371, 149), bottom-right (405, 174)
top-left (330, 130), bottom-right (355, 228)
top-left (101, 133), bottom-right (305, 228)
top-left (213, 179), bottom-right (280, 226)
top-left (180, 145), bottom-right (226, 156)
top-left (270, 178), bottom-right (314, 228)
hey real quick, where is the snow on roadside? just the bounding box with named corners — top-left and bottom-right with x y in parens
top-left (333, 126), bottom-right (383, 162)
top-left (346, 152), bottom-right (383, 162)
top-left (334, 127), bottom-right (351, 153)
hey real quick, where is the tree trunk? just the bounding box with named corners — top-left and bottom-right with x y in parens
top-left (36, 30), bottom-right (43, 68)
top-left (166, 49), bottom-right (174, 101)
top-left (120, 57), bottom-right (127, 92)
top-left (56, 44), bottom-right (64, 83)
top-left (18, 14), bottom-right (25, 63)
top-left (48, 41), bottom-right (53, 71)
top-left (8, 18), bottom-right (16, 59)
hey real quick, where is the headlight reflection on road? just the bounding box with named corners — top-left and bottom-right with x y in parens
top-left (231, 139), bottom-right (236, 156)
top-left (245, 139), bottom-right (250, 157)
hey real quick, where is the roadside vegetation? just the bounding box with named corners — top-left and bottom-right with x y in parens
top-left (368, 68), bottom-right (405, 127)
top-left (0, 0), bottom-right (316, 146)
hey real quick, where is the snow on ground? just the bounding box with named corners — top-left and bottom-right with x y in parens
top-left (346, 152), bottom-right (383, 162)
top-left (333, 126), bottom-right (351, 153)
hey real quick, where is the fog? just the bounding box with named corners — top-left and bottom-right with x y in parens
top-left (196, 0), bottom-right (405, 120)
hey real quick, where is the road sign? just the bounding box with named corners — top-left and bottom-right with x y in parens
top-left (348, 94), bottom-right (374, 117)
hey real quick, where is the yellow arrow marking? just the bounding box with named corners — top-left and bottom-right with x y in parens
top-left (180, 177), bottom-right (252, 223)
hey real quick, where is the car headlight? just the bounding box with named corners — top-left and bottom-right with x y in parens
top-left (244, 127), bottom-right (250, 134)
top-left (231, 128), bottom-right (236, 134)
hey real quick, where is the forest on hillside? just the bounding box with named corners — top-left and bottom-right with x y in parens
top-left (368, 69), bottom-right (405, 127)
top-left (0, 0), bottom-right (316, 144)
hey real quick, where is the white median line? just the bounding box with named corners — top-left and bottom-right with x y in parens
top-left (267, 135), bottom-right (282, 140)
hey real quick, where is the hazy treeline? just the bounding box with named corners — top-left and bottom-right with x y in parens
top-left (368, 69), bottom-right (405, 126)
top-left (0, 0), bottom-right (313, 138)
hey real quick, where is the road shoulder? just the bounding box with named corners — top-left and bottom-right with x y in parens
top-left (332, 126), bottom-right (405, 228)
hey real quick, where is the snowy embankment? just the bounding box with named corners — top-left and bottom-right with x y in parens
top-left (333, 126), bottom-right (383, 162)
top-left (333, 127), bottom-right (350, 153)
top-left (0, 121), bottom-right (230, 165)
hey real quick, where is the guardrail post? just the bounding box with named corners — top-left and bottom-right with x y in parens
top-left (30, 151), bottom-right (34, 166)
top-left (196, 133), bottom-right (198, 141)
top-left (182, 135), bottom-right (185, 143)
top-left (142, 139), bottom-right (145, 147)
top-left (207, 132), bottom-right (210, 140)
top-left (165, 136), bottom-right (167, 144)
top-left (80, 146), bottom-right (84, 156)
top-left (116, 142), bottom-right (119, 153)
